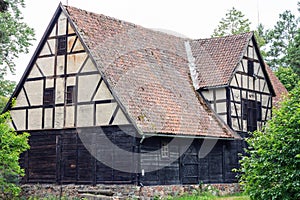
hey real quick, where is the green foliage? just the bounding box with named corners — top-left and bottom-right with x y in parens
top-left (264, 10), bottom-right (298, 70)
top-left (254, 24), bottom-right (267, 57)
top-left (212, 7), bottom-right (251, 37)
top-left (0, 96), bottom-right (8, 112)
top-left (286, 28), bottom-right (300, 76)
top-left (0, 0), bottom-right (35, 74)
top-left (0, 72), bottom-right (15, 97)
top-left (275, 66), bottom-right (299, 91)
top-left (0, 112), bottom-right (30, 199)
top-left (239, 83), bottom-right (300, 200)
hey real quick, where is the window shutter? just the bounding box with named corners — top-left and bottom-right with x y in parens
top-left (247, 60), bottom-right (254, 76)
top-left (257, 102), bottom-right (262, 121)
top-left (242, 100), bottom-right (248, 120)
top-left (57, 36), bottom-right (67, 55)
top-left (44, 88), bottom-right (55, 105)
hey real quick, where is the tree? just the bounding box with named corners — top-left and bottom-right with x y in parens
top-left (0, 0), bottom-right (35, 74)
top-left (212, 7), bottom-right (251, 37)
top-left (264, 10), bottom-right (298, 70)
top-left (238, 83), bottom-right (300, 200)
top-left (0, 112), bottom-right (29, 198)
top-left (0, 1), bottom-right (32, 198)
top-left (286, 28), bottom-right (300, 76)
top-left (275, 66), bottom-right (299, 91)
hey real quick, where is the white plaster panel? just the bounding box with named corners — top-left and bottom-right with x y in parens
top-left (242, 76), bottom-right (248, 89)
top-left (257, 65), bottom-right (264, 77)
top-left (67, 77), bottom-right (76, 86)
top-left (253, 48), bottom-right (258, 60)
top-left (77, 104), bottom-right (94, 127)
top-left (219, 115), bottom-right (227, 123)
top-left (39, 43), bottom-right (51, 57)
top-left (44, 108), bottom-right (53, 129)
top-left (261, 95), bottom-right (270, 107)
top-left (28, 64), bottom-right (43, 78)
top-left (232, 118), bottom-right (239, 131)
top-left (249, 78), bottom-right (254, 90)
top-left (67, 53), bottom-right (87, 74)
top-left (93, 81), bottom-right (113, 101)
top-left (28, 108), bottom-right (42, 130)
top-left (242, 90), bottom-right (247, 99)
top-left (216, 102), bottom-right (226, 113)
top-left (55, 106), bottom-right (64, 128)
top-left (201, 90), bottom-right (213, 101)
top-left (36, 57), bottom-right (55, 76)
top-left (259, 79), bottom-right (266, 91)
top-left (230, 75), bottom-right (238, 87)
top-left (215, 88), bottom-right (226, 99)
top-left (55, 78), bottom-right (65, 104)
top-left (242, 59), bottom-right (247, 72)
top-left (65, 106), bottom-right (75, 127)
top-left (68, 22), bottom-right (75, 34)
top-left (72, 37), bottom-right (84, 52)
top-left (49, 25), bottom-right (56, 37)
top-left (96, 103), bottom-right (117, 126)
top-left (231, 102), bottom-right (241, 117)
top-left (231, 89), bottom-right (240, 102)
top-left (48, 39), bottom-right (56, 54)
top-left (112, 109), bottom-right (129, 125)
top-left (255, 79), bottom-right (260, 91)
top-left (46, 78), bottom-right (54, 88)
top-left (56, 55), bottom-right (65, 75)
top-left (24, 81), bottom-right (43, 106)
top-left (80, 57), bottom-right (97, 73)
top-left (14, 88), bottom-right (28, 107)
top-left (10, 110), bottom-right (26, 130)
top-left (235, 63), bottom-right (243, 72)
top-left (67, 36), bottom-right (76, 53)
top-left (57, 13), bottom-right (67, 36)
top-left (248, 46), bottom-right (254, 58)
top-left (263, 84), bottom-right (270, 93)
top-left (254, 62), bottom-right (260, 75)
top-left (78, 74), bottom-right (100, 102)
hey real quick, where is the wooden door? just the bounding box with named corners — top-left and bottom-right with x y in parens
top-left (180, 142), bottom-right (199, 184)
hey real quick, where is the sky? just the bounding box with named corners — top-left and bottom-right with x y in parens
top-left (8, 0), bottom-right (299, 82)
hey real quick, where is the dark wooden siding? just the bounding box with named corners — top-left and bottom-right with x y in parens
top-left (20, 129), bottom-right (243, 185)
top-left (20, 125), bottom-right (138, 184)
top-left (140, 138), bottom-right (242, 185)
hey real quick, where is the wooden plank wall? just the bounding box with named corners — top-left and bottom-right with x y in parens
top-left (20, 125), bottom-right (138, 184)
top-left (20, 129), bottom-right (242, 185)
top-left (140, 138), bottom-right (242, 185)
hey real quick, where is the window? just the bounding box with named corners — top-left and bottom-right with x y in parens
top-left (242, 99), bottom-right (262, 132)
top-left (66, 86), bottom-right (76, 104)
top-left (161, 141), bottom-right (169, 159)
top-left (44, 88), bottom-right (55, 105)
top-left (57, 36), bottom-right (67, 55)
top-left (247, 60), bottom-right (254, 76)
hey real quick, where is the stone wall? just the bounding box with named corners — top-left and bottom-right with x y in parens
top-left (20, 183), bottom-right (241, 199)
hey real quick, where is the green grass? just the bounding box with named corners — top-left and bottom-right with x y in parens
top-left (168, 192), bottom-right (250, 200)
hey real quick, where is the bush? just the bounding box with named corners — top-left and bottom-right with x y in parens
top-left (239, 83), bottom-right (300, 199)
top-left (0, 112), bottom-right (29, 199)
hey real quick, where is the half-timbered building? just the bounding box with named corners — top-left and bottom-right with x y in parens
top-left (5, 3), bottom-right (287, 185)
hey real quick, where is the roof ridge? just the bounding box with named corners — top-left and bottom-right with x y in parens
top-left (193, 31), bottom-right (253, 41)
top-left (64, 4), bottom-right (189, 40)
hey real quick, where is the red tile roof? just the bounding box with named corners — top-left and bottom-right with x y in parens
top-left (65, 5), bottom-right (237, 138)
top-left (265, 64), bottom-right (288, 106)
top-left (190, 33), bottom-right (253, 89)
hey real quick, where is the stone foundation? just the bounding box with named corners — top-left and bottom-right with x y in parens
top-left (20, 183), bottom-right (241, 199)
